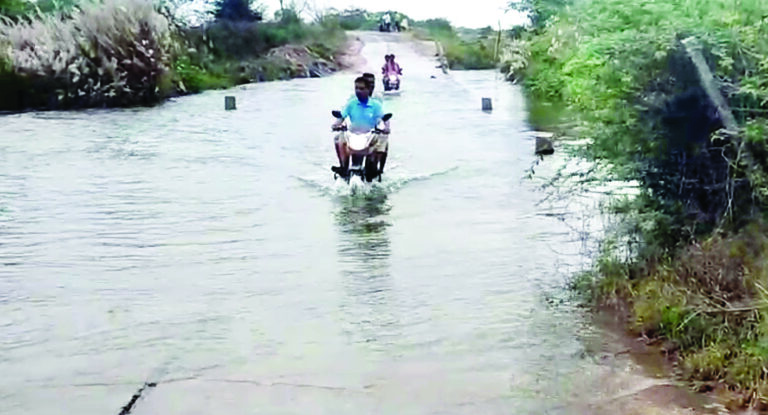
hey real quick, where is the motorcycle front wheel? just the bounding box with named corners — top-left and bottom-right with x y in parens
top-left (364, 157), bottom-right (379, 182)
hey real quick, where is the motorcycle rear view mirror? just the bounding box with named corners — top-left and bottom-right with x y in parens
top-left (331, 110), bottom-right (343, 118)
top-left (382, 113), bottom-right (393, 121)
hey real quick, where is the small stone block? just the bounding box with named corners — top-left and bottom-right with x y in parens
top-left (482, 97), bottom-right (492, 111)
top-left (225, 96), bottom-right (236, 110)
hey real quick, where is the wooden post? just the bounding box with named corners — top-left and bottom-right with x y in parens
top-left (435, 41), bottom-right (449, 74)
top-left (681, 37), bottom-right (737, 134)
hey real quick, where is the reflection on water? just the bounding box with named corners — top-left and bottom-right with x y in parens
top-left (334, 190), bottom-right (391, 268)
top-left (334, 190), bottom-right (400, 354)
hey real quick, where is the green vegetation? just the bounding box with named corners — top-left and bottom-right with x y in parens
top-left (0, 0), bottom-right (511, 110)
top-left (212, 0), bottom-right (262, 21)
top-left (0, 0), bottom-right (81, 19)
top-left (412, 18), bottom-right (500, 70)
top-left (323, 9), bottom-right (412, 31)
top-left (508, 0), bottom-right (768, 407)
top-left (573, 222), bottom-right (768, 407)
top-left (331, 8), bottom-right (369, 31)
top-left (174, 15), bottom-right (345, 93)
top-left (0, 0), bottom-right (348, 111)
top-left (321, 8), bottom-right (398, 31)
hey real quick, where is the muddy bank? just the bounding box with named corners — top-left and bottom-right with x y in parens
top-left (334, 35), bottom-right (366, 71)
top-left (584, 304), bottom-right (754, 415)
top-left (242, 35), bottom-right (365, 82)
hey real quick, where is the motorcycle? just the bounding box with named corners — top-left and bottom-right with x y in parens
top-left (383, 71), bottom-right (400, 91)
top-left (331, 110), bottom-right (392, 183)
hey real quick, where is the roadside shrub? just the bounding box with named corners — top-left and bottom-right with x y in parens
top-left (413, 19), bottom-right (499, 70)
top-left (0, 0), bottom-right (175, 109)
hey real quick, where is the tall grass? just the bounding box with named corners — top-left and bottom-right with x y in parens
top-left (0, 0), bottom-right (349, 109)
top-left (0, 0), bottom-right (175, 109)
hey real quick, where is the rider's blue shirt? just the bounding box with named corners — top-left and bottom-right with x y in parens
top-left (341, 97), bottom-right (384, 133)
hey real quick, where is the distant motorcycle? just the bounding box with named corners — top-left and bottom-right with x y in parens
top-left (383, 72), bottom-right (400, 91)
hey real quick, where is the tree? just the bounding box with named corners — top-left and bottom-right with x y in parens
top-left (417, 18), bottom-right (454, 35)
top-left (508, 0), bottom-right (568, 30)
top-left (337, 8), bottom-right (367, 30)
top-left (274, 0), bottom-right (307, 23)
top-left (213, 0), bottom-right (262, 21)
top-left (479, 25), bottom-right (494, 39)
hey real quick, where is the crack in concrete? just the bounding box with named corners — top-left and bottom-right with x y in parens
top-left (117, 382), bottom-right (156, 415)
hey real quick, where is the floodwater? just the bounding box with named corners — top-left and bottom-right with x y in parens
top-left (0, 32), bottom-right (723, 414)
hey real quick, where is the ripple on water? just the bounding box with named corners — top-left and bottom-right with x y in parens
top-left (0, 35), bottom-right (687, 414)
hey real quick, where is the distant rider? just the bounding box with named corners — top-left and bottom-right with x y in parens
top-left (381, 54), bottom-right (403, 92)
top-left (381, 13), bottom-right (391, 32)
top-left (382, 54), bottom-right (403, 78)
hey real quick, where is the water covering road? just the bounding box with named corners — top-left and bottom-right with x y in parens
top-left (0, 32), bottom-right (719, 414)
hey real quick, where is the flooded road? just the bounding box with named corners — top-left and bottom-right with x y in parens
top-left (0, 32), bottom-right (721, 414)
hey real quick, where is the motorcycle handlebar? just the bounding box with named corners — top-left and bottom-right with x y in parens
top-left (332, 126), bottom-right (389, 134)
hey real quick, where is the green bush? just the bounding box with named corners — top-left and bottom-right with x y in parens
top-left (444, 40), bottom-right (497, 69)
top-left (522, 0), bottom-right (768, 403)
top-left (508, 0), bottom-right (570, 31)
top-left (212, 0), bottom-right (262, 22)
top-left (182, 19), bottom-right (340, 61)
top-left (413, 19), bottom-right (499, 70)
top-left (0, 0), bottom-right (32, 19)
top-left (170, 10), bottom-right (346, 91)
top-left (416, 18), bottom-right (454, 36)
top-left (173, 55), bottom-right (232, 93)
top-left (519, 0), bottom-right (768, 241)
top-left (336, 8), bottom-right (367, 30)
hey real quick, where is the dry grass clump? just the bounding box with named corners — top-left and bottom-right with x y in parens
top-left (676, 237), bottom-right (748, 305)
top-left (0, 0), bottom-right (175, 109)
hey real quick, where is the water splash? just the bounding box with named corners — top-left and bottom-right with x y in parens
top-left (293, 165), bottom-right (459, 198)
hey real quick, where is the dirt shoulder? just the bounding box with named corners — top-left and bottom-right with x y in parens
top-left (339, 30), bottom-right (446, 74)
top-left (582, 304), bottom-right (750, 415)
top-left (407, 35), bottom-right (441, 59)
top-left (335, 34), bottom-right (367, 71)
